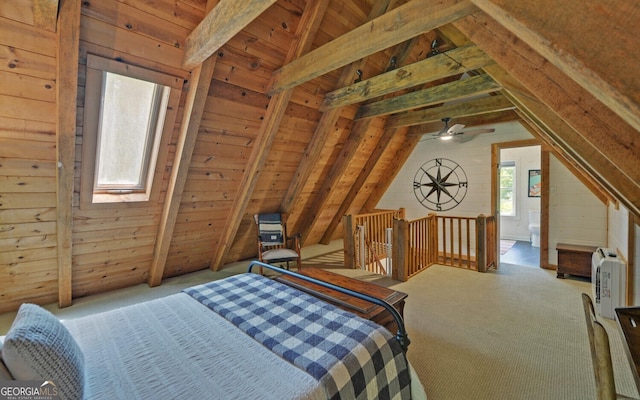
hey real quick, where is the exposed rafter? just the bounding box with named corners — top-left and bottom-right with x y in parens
top-left (454, 12), bottom-right (640, 216)
top-left (319, 125), bottom-right (409, 244)
top-left (182, 0), bottom-right (277, 70)
top-left (387, 93), bottom-right (515, 129)
top-left (209, 0), bottom-right (331, 270)
top-left (469, 0), bottom-right (640, 134)
top-left (268, 0), bottom-right (479, 95)
top-left (280, 0), bottom-right (402, 216)
top-left (361, 126), bottom-right (425, 212)
top-left (56, 0), bottom-right (81, 307)
top-left (406, 110), bottom-right (519, 135)
top-left (295, 118), bottom-right (378, 244)
top-left (516, 111), bottom-right (613, 206)
top-left (355, 74), bottom-right (501, 120)
top-left (321, 44), bottom-right (493, 111)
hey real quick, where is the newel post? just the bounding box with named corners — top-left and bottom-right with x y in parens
top-left (392, 218), bottom-right (408, 282)
top-left (343, 214), bottom-right (355, 269)
top-left (476, 214), bottom-right (487, 273)
top-left (428, 213), bottom-right (438, 264)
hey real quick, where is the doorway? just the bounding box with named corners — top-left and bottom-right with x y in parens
top-left (492, 140), bottom-right (546, 269)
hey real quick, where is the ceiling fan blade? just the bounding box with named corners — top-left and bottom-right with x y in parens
top-left (447, 123), bottom-right (465, 134)
top-left (459, 128), bottom-right (495, 135)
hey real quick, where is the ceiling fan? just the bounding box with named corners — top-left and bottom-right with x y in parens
top-left (421, 117), bottom-right (495, 142)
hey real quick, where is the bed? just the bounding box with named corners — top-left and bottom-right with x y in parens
top-left (0, 261), bottom-right (426, 399)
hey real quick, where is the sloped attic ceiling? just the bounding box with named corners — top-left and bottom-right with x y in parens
top-left (163, 0), bottom-right (639, 270)
top-left (45, 0), bottom-right (638, 301)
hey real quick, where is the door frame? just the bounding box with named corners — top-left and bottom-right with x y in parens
top-left (491, 139), bottom-right (549, 269)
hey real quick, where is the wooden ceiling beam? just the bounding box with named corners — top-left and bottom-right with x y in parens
top-left (293, 7), bottom-right (429, 244)
top-left (182, 0), bottom-right (277, 70)
top-left (319, 125), bottom-right (409, 244)
top-left (355, 74), bottom-right (501, 120)
top-left (296, 118), bottom-right (377, 246)
top-left (441, 23), bottom-right (620, 212)
top-left (149, 0), bottom-right (219, 286)
top-left (280, 0), bottom-right (401, 216)
top-left (516, 110), bottom-right (613, 206)
top-left (469, 0), bottom-right (640, 134)
top-left (454, 12), bottom-right (640, 215)
top-left (209, 0), bottom-right (330, 270)
top-left (407, 109), bottom-right (519, 135)
top-left (362, 126), bottom-right (424, 212)
top-left (510, 92), bottom-right (639, 215)
top-left (148, 61), bottom-right (216, 287)
top-left (321, 44), bottom-right (493, 111)
top-left (56, 0), bottom-right (81, 308)
top-left (387, 93), bottom-right (515, 129)
top-left (268, 0), bottom-right (479, 95)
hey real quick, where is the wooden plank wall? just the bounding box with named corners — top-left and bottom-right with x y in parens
top-left (0, 0), bottom-right (428, 312)
top-left (70, 0), bottom-right (197, 298)
top-left (0, 5), bottom-right (59, 311)
top-left (0, 0), bottom-right (199, 312)
top-left (163, 1), bottom-right (307, 277)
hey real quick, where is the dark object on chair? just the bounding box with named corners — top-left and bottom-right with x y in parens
top-left (254, 213), bottom-right (301, 270)
top-left (582, 293), bottom-right (639, 400)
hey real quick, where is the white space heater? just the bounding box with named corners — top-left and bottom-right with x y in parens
top-left (592, 247), bottom-right (626, 320)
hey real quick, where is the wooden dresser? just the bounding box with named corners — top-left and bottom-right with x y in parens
top-left (275, 267), bottom-right (407, 332)
top-left (556, 243), bottom-right (597, 279)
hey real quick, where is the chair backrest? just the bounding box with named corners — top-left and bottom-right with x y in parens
top-left (582, 293), bottom-right (617, 400)
top-left (255, 213), bottom-right (286, 246)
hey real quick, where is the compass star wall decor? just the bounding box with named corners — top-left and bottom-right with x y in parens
top-left (413, 158), bottom-right (468, 211)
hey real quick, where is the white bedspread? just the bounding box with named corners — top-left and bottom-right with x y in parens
top-left (63, 292), bottom-right (327, 400)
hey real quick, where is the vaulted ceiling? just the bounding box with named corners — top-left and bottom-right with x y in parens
top-left (48, 0), bottom-right (638, 293)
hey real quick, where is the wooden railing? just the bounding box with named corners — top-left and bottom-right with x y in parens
top-left (345, 211), bottom-right (497, 282)
top-left (476, 214), bottom-right (497, 273)
top-left (392, 215), bottom-right (435, 281)
top-left (343, 209), bottom-right (404, 274)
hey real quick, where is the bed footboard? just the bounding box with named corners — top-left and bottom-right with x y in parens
top-left (248, 260), bottom-right (410, 353)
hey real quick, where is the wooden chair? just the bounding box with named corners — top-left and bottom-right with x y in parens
top-left (582, 293), bottom-right (639, 400)
top-left (254, 213), bottom-right (301, 270)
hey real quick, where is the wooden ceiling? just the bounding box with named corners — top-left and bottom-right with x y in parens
top-left (49, 0), bottom-right (639, 294)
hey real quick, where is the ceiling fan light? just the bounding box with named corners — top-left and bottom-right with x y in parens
top-left (440, 135), bottom-right (454, 141)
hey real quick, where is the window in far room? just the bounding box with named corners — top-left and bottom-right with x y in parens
top-left (500, 161), bottom-right (516, 216)
top-left (80, 54), bottom-right (183, 207)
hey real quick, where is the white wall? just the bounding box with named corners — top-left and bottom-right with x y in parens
top-left (378, 120), bottom-right (614, 266)
top-left (608, 205), bottom-right (629, 259)
top-left (606, 204), bottom-right (634, 304)
top-left (499, 146), bottom-right (541, 241)
top-left (547, 155), bottom-right (608, 264)
top-left (378, 121), bottom-right (637, 303)
top-left (378, 120), bottom-right (532, 219)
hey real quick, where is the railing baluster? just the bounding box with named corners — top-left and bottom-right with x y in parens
top-left (348, 211), bottom-right (496, 281)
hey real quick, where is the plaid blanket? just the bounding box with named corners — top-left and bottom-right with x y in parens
top-left (184, 273), bottom-right (411, 400)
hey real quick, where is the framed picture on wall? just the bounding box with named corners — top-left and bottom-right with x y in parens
top-left (528, 169), bottom-right (541, 197)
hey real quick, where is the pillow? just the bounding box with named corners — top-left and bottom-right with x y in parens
top-left (0, 337), bottom-right (15, 380)
top-left (2, 304), bottom-right (84, 399)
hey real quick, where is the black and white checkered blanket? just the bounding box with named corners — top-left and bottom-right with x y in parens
top-left (184, 273), bottom-right (411, 400)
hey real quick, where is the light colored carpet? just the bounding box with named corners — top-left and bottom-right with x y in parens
top-left (331, 263), bottom-right (639, 400)
top-left (1, 240), bottom-right (638, 400)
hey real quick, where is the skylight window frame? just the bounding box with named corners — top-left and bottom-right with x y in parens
top-left (92, 75), bottom-right (169, 194)
top-left (80, 54), bottom-right (183, 209)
